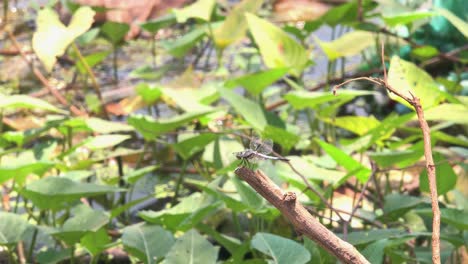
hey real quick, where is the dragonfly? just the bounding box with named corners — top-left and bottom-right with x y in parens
top-left (234, 136), bottom-right (289, 167)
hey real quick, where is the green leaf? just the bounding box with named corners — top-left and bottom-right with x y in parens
top-left (423, 103), bottom-right (468, 124)
top-left (85, 117), bottom-right (134, 133)
top-left (162, 229), bottom-right (219, 264)
top-left (161, 84), bottom-right (216, 112)
top-left (174, 133), bottom-right (218, 160)
top-left (36, 248), bottom-right (72, 264)
top-left (173, 0), bottom-right (216, 22)
top-left (51, 205), bottom-right (109, 244)
top-left (387, 56), bottom-right (444, 109)
top-left (435, 8), bottom-right (468, 38)
top-left (0, 161), bottom-right (55, 185)
top-left (315, 139), bottom-right (370, 182)
top-left (0, 212), bottom-right (30, 245)
top-left (382, 194), bottom-right (425, 220)
top-left (346, 229), bottom-right (407, 246)
top-left (322, 116), bottom-right (380, 136)
top-left (320, 2), bottom-right (358, 26)
top-left (416, 208), bottom-right (468, 230)
top-left (315, 31), bottom-right (376, 61)
top-left (161, 26), bottom-right (206, 58)
top-left (122, 223), bottom-right (175, 264)
top-left (135, 83), bottom-right (163, 104)
top-left (139, 192), bottom-right (222, 231)
top-left (101, 21), bottom-right (130, 46)
top-left (83, 134), bottom-right (131, 150)
top-left (21, 177), bottom-right (124, 210)
top-left (128, 110), bottom-right (213, 140)
top-left (218, 87), bottom-right (267, 131)
top-left (419, 153), bottom-right (457, 196)
top-left (284, 90), bottom-right (374, 110)
top-left (213, 0), bottom-right (263, 49)
top-left (262, 125), bottom-right (299, 152)
top-left (140, 13), bottom-right (176, 33)
top-left (246, 13), bottom-right (309, 77)
top-left (361, 239), bottom-right (388, 264)
top-left (281, 156), bottom-right (346, 187)
top-left (224, 67), bottom-right (289, 96)
top-left (383, 11), bottom-right (434, 27)
top-left (232, 177), bottom-right (264, 210)
top-left (411, 45), bottom-right (439, 60)
top-left (251, 233), bottom-right (311, 264)
top-left (130, 65), bottom-right (170, 80)
top-left (32, 6), bottom-right (95, 71)
top-left (75, 50), bottom-right (110, 74)
top-left (124, 165), bottom-right (159, 184)
top-left (80, 228), bottom-right (111, 256)
top-left (369, 149), bottom-right (423, 168)
top-left (0, 95), bottom-right (66, 113)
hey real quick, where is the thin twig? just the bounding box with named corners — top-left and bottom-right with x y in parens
top-left (333, 41), bottom-right (441, 264)
top-left (342, 161), bottom-right (377, 240)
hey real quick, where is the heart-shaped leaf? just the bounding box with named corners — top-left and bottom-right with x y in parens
top-left (122, 223), bottom-right (175, 264)
top-left (32, 6), bottom-right (95, 71)
top-left (246, 13), bottom-right (309, 77)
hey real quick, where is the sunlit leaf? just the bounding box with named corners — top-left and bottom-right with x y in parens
top-left (213, 0), bottom-right (263, 49)
top-left (0, 161), bottom-right (55, 185)
top-left (173, 0), bottom-right (216, 22)
top-left (383, 11), bottom-right (434, 27)
top-left (0, 212), bottom-right (30, 245)
top-left (419, 153), bottom-right (457, 196)
top-left (251, 233), bottom-right (311, 264)
top-left (388, 56), bottom-right (444, 109)
top-left (315, 139), bottom-right (370, 182)
top-left (51, 205), bottom-right (110, 244)
top-left (85, 117), bottom-right (134, 133)
top-left (21, 177), bottom-right (124, 210)
top-left (32, 6), bottom-right (95, 71)
top-left (246, 13), bottom-right (309, 77)
top-left (410, 45), bottom-right (439, 60)
top-left (122, 223), bottom-right (174, 264)
top-left (162, 229), bottom-right (219, 264)
top-left (232, 177), bottom-right (264, 210)
top-left (423, 103), bottom-right (468, 124)
top-left (322, 116), bottom-right (380, 136)
top-left (139, 192), bottom-right (222, 231)
top-left (315, 31), bottom-right (376, 61)
top-left (0, 95), bottom-right (66, 113)
top-left (218, 87), bottom-right (267, 131)
top-left (224, 67), bottom-right (289, 96)
top-left (83, 134), bottom-right (131, 150)
top-left (128, 110), bottom-right (213, 140)
top-left (284, 90), bottom-right (374, 110)
top-left (320, 2), bottom-right (358, 26)
top-left (435, 8), bottom-right (468, 38)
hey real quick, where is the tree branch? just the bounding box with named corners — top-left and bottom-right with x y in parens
top-left (234, 167), bottom-right (370, 264)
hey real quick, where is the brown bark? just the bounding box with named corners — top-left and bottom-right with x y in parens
top-left (234, 167), bottom-right (370, 264)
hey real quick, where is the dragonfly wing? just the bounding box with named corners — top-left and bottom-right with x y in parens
top-left (257, 138), bottom-right (273, 155)
top-left (249, 136), bottom-right (262, 151)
